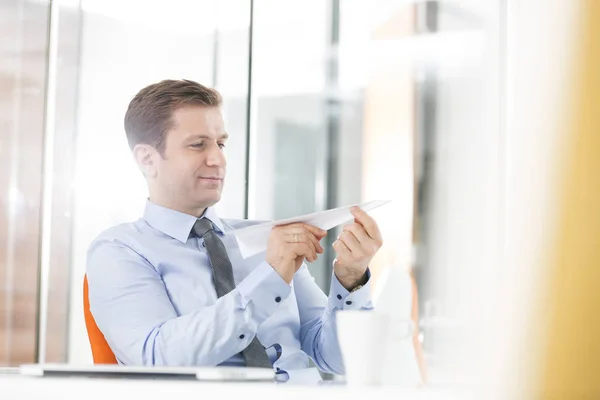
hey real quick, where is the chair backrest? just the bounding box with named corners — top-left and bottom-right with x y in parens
top-left (83, 275), bottom-right (117, 364)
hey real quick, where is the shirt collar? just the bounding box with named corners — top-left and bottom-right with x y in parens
top-left (143, 200), bottom-right (226, 243)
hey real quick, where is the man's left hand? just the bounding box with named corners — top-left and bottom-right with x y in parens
top-left (332, 206), bottom-right (383, 291)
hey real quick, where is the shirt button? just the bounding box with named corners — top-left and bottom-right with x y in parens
top-left (275, 296), bottom-right (282, 303)
top-left (239, 334), bottom-right (245, 339)
top-left (336, 294), bottom-right (342, 300)
top-left (345, 301), bottom-right (353, 305)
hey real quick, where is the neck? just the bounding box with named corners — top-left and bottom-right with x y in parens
top-left (148, 194), bottom-right (207, 218)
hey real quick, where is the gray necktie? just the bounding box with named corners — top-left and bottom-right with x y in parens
top-left (192, 218), bottom-right (272, 368)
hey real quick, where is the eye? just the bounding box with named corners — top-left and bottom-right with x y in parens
top-left (190, 142), bottom-right (205, 149)
top-left (218, 143), bottom-right (226, 149)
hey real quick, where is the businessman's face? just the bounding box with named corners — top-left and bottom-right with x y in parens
top-left (149, 105), bottom-right (228, 215)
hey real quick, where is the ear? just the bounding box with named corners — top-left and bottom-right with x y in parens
top-left (132, 144), bottom-right (159, 179)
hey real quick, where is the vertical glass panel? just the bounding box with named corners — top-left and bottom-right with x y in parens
top-left (213, 0), bottom-right (251, 220)
top-left (336, 0), bottom-right (502, 384)
top-left (0, 0), bottom-right (49, 366)
top-left (41, 0), bottom-right (82, 363)
top-left (250, 0), bottom-right (503, 384)
top-left (336, 0), bottom-right (418, 287)
top-left (66, 0), bottom-right (251, 363)
top-left (249, 0), bottom-right (332, 289)
top-left (411, 1), bottom-right (503, 383)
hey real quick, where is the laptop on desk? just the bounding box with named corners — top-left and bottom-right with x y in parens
top-left (19, 363), bottom-right (275, 382)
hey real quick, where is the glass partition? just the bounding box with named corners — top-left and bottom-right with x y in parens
top-left (0, 1), bottom-right (505, 383)
top-left (0, 0), bottom-right (49, 366)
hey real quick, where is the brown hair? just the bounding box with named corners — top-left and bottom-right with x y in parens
top-left (124, 79), bottom-right (222, 156)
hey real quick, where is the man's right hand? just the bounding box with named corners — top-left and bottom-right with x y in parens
top-left (266, 223), bottom-right (327, 284)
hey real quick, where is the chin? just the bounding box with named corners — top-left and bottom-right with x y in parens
top-left (198, 194), bottom-right (221, 208)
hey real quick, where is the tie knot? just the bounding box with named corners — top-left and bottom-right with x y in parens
top-left (192, 218), bottom-right (214, 238)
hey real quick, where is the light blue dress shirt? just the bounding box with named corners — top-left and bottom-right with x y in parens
top-left (86, 200), bottom-right (373, 377)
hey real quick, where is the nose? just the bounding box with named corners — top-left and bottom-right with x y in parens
top-left (205, 144), bottom-right (226, 168)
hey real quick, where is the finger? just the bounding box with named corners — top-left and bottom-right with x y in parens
top-left (343, 222), bottom-right (370, 245)
top-left (279, 222), bottom-right (326, 238)
top-left (288, 238), bottom-right (317, 262)
top-left (343, 223), bottom-right (379, 255)
top-left (302, 234), bottom-right (318, 261)
top-left (285, 232), bottom-right (323, 254)
top-left (307, 231), bottom-right (324, 254)
top-left (332, 238), bottom-right (352, 261)
top-left (306, 230), bottom-right (324, 254)
top-left (284, 228), bottom-right (324, 253)
top-left (338, 231), bottom-right (364, 257)
top-left (293, 242), bottom-right (318, 263)
top-left (350, 207), bottom-right (382, 243)
top-left (282, 225), bottom-right (314, 234)
top-left (299, 223), bottom-right (327, 239)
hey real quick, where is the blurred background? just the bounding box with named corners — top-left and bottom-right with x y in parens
top-left (0, 0), bottom-right (503, 370)
top-left (1, 0), bottom-right (597, 397)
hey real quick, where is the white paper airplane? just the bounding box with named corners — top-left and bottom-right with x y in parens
top-left (231, 200), bottom-right (391, 259)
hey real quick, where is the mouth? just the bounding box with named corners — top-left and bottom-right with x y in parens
top-left (198, 176), bottom-right (224, 182)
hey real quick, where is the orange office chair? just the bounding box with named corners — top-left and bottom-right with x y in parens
top-left (83, 275), bottom-right (118, 364)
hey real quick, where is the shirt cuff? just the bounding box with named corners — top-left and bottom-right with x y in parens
top-left (328, 269), bottom-right (373, 311)
top-left (237, 261), bottom-right (292, 323)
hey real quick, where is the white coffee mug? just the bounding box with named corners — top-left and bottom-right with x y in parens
top-left (336, 310), bottom-right (413, 386)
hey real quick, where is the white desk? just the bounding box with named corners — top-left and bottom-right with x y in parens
top-left (0, 374), bottom-right (469, 400)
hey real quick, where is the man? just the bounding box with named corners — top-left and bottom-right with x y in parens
top-left (86, 79), bottom-right (383, 380)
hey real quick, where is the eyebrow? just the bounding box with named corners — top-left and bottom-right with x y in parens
top-left (186, 133), bottom-right (229, 141)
